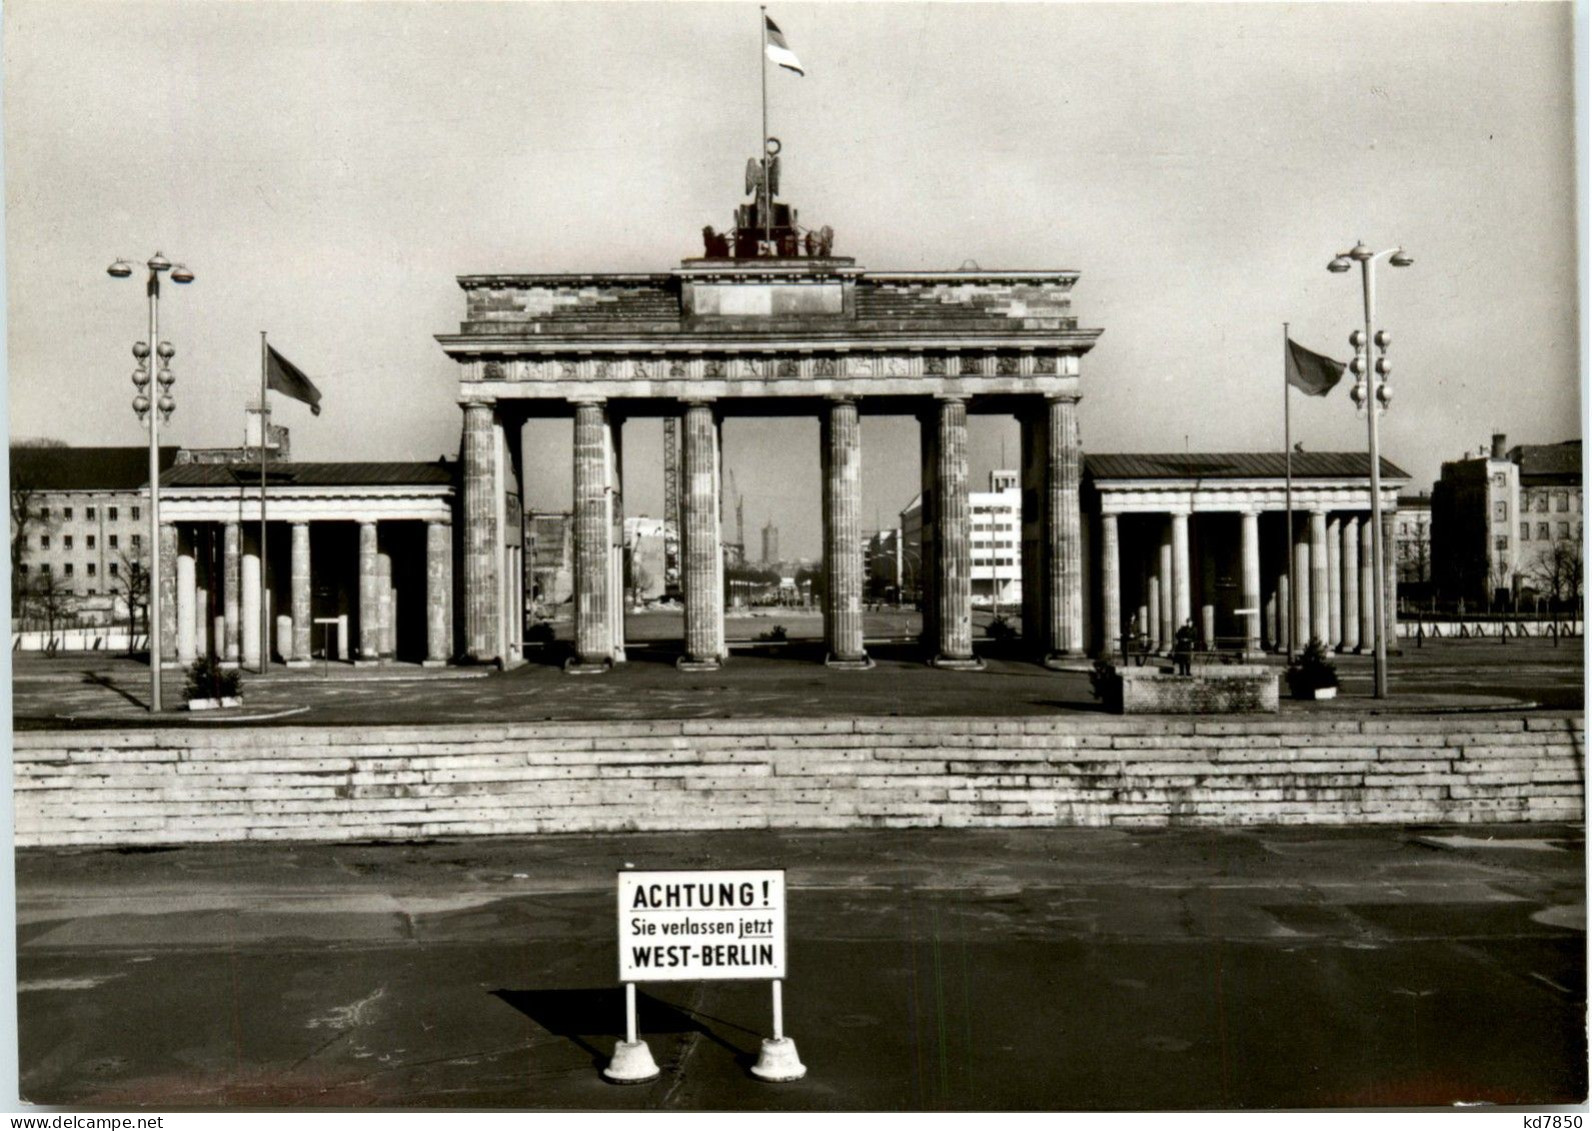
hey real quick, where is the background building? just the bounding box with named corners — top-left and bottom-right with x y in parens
top-left (1396, 490), bottom-right (1433, 603)
top-left (760, 520), bottom-right (779, 566)
top-left (1432, 433), bottom-right (1582, 606)
top-left (623, 515), bottom-right (670, 604)
top-left (10, 444), bottom-right (180, 628)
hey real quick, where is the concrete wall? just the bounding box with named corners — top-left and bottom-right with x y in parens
top-left (13, 715), bottom-right (1582, 848)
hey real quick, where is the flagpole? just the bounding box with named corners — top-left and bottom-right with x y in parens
top-left (260, 330), bottom-right (269, 676)
top-left (760, 6), bottom-right (771, 254)
top-left (1284, 322), bottom-right (1295, 661)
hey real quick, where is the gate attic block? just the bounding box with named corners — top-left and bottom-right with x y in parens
top-left (437, 256), bottom-right (1104, 669)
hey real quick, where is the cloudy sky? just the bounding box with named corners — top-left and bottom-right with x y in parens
top-left (5, 1), bottom-right (1579, 559)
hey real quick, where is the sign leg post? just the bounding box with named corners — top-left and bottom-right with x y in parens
top-left (602, 982), bottom-right (660, 1084)
top-left (751, 978), bottom-right (807, 1082)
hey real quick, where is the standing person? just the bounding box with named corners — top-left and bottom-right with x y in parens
top-left (1173, 618), bottom-right (1196, 676)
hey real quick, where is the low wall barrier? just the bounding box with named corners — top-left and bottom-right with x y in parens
top-left (12, 714), bottom-right (1583, 847)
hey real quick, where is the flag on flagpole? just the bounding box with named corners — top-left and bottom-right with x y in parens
top-left (265, 345), bottom-right (323, 415)
top-left (1285, 337), bottom-right (1347, 397)
top-left (764, 15), bottom-right (804, 75)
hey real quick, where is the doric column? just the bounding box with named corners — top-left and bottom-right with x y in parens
top-left (1309, 509), bottom-right (1329, 648)
top-left (377, 539), bottom-right (394, 660)
top-left (1382, 507), bottom-right (1399, 648)
top-left (461, 401), bottom-right (500, 663)
top-left (194, 527), bottom-right (211, 659)
top-left (1240, 510), bottom-right (1261, 656)
top-left (918, 408), bottom-right (940, 651)
top-left (222, 521), bottom-right (241, 666)
top-left (1018, 408), bottom-right (1043, 651)
top-left (823, 397), bottom-right (871, 668)
top-left (1326, 514), bottom-right (1343, 650)
top-left (1277, 570), bottom-right (1292, 654)
top-left (424, 520), bottom-right (452, 666)
top-left (289, 523), bottom-right (312, 666)
top-left (1170, 511), bottom-right (1191, 638)
top-left (1197, 518), bottom-right (1216, 647)
top-left (569, 400), bottom-right (614, 672)
top-left (157, 522), bottom-right (179, 667)
top-left (1045, 395), bottom-right (1084, 660)
top-left (1341, 511), bottom-right (1361, 653)
top-left (241, 530), bottom-right (261, 668)
top-left (1358, 515), bottom-right (1376, 654)
top-left (1157, 523), bottom-right (1173, 650)
top-left (1293, 520), bottom-right (1311, 650)
top-left (175, 529), bottom-right (196, 664)
top-left (1146, 571), bottom-right (1162, 652)
top-left (356, 521), bottom-right (380, 665)
top-left (1100, 512), bottom-right (1122, 657)
top-left (607, 409), bottom-right (627, 664)
top-left (679, 400), bottom-right (725, 670)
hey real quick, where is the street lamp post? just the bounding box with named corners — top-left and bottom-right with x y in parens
top-left (107, 253), bottom-right (193, 711)
top-left (1328, 241), bottom-right (1412, 699)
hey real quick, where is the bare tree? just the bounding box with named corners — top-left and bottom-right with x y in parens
top-left (1528, 538), bottom-right (1583, 614)
top-left (26, 570), bottom-right (77, 652)
top-left (110, 549), bottom-right (150, 655)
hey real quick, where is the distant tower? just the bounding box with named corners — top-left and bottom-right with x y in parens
top-left (761, 520), bottom-right (780, 565)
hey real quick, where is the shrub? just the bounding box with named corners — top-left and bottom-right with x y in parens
top-left (1088, 657), bottom-right (1122, 705)
top-left (1285, 639), bottom-right (1338, 697)
top-left (183, 655), bottom-right (242, 702)
top-left (525, 620), bottom-right (556, 646)
top-left (756, 625), bottom-right (789, 643)
top-left (985, 615), bottom-right (1017, 640)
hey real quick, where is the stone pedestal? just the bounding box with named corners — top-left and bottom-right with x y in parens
top-left (928, 397), bottom-right (977, 670)
top-left (679, 401), bottom-right (725, 670)
top-left (822, 397), bottom-right (871, 668)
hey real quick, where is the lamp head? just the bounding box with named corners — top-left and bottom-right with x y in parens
top-left (1389, 249), bottom-right (1414, 267)
top-left (147, 252), bottom-right (171, 272)
top-left (106, 259), bottom-right (134, 279)
top-left (1328, 256), bottom-right (1353, 273)
top-left (1348, 241), bottom-right (1373, 261)
top-left (170, 264), bottom-right (194, 284)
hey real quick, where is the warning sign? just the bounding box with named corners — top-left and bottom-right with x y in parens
top-left (617, 869), bottom-right (786, 983)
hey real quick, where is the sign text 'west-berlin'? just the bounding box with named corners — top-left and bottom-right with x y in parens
top-left (618, 870), bottom-right (786, 982)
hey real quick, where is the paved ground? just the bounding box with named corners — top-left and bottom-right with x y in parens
top-left (12, 825), bottom-right (1586, 1110)
top-left (10, 614), bottom-right (1585, 729)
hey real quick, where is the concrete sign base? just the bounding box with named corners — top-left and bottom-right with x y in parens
top-left (602, 1039), bottom-right (660, 1084)
top-left (750, 1036), bottom-right (807, 1082)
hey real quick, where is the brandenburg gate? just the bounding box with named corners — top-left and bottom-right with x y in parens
top-left (436, 176), bottom-right (1103, 672)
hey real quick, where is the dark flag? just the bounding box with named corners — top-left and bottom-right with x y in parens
top-left (266, 345), bottom-right (323, 415)
top-left (1285, 337), bottom-right (1347, 397)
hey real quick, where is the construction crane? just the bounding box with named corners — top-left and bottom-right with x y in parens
top-left (724, 468), bottom-right (746, 565)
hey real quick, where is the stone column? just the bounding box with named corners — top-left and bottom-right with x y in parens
top-left (679, 401), bottom-right (725, 670)
top-left (1018, 408), bottom-right (1044, 651)
top-left (356, 521), bottom-right (380, 665)
top-left (1293, 521), bottom-right (1311, 650)
top-left (925, 397), bottom-right (974, 669)
top-left (918, 409), bottom-right (940, 651)
top-left (157, 522), bottom-right (179, 667)
top-left (194, 528), bottom-right (211, 659)
top-left (424, 520), bottom-right (452, 666)
top-left (1309, 509), bottom-right (1330, 648)
top-left (461, 401), bottom-right (500, 663)
top-left (1382, 507), bottom-right (1400, 648)
top-left (1100, 512), bottom-right (1121, 657)
top-left (1044, 395), bottom-right (1084, 660)
top-left (1157, 523), bottom-right (1173, 650)
top-left (377, 539), bottom-right (394, 660)
top-left (823, 397), bottom-right (871, 668)
top-left (175, 530), bottom-right (196, 665)
top-left (1197, 518), bottom-right (1216, 647)
top-left (1358, 515), bottom-right (1376, 654)
top-left (1241, 511), bottom-right (1261, 656)
top-left (569, 400), bottom-right (614, 672)
top-left (607, 410), bottom-right (627, 664)
top-left (1146, 570), bottom-right (1162, 652)
top-left (222, 521), bottom-right (241, 666)
top-left (1341, 512), bottom-right (1361, 653)
top-left (241, 530), bottom-right (261, 668)
top-left (289, 523), bottom-right (312, 666)
top-left (1326, 514), bottom-right (1343, 650)
top-left (1278, 571), bottom-right (1292, 654)
top-left (1170, 511), bottom-right (1191, 638)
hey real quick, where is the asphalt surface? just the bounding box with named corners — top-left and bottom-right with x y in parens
top-left (10, 620), bottom-right (1585, 730)
top-left (13, 825), bottom-right (1587, 1110)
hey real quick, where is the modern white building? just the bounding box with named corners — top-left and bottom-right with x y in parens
top-left (902, 469), bottom-right (1024, 610)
